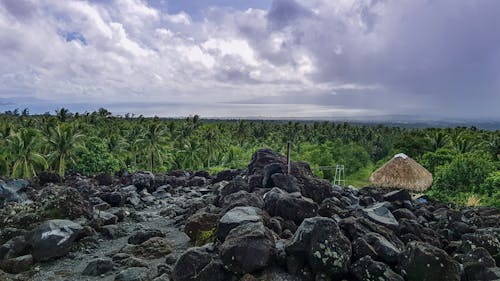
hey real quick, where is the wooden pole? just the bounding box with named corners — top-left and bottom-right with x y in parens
top-left (286, 142), bottom-right (291, 175)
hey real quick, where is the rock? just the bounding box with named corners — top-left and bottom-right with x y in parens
top-left (95, 173), bottom-right (114, 186)
top-left (383, 189), bottom-right (412, 202)
top-left (100, 192), bottom-right (125, 207)
top-left (187, 176), bottom-right (207, 187)
top-left (461, 232), bottom-right (500, 258)
top-left (82, 258), bottom-right (114, 276)
top-left (247, 148), bottom-right (286, 176)
top-left (26, 219), bottom-right (83, 261)
top-left (462, 264), bottom-right (500, 281)
top-left (216, 206), bottom-right (264, 241)
top-left (213, 169), bottom-right (241, 183)
top-left (172, 246), bottom-right (229, 281)
top-left (295, 176), bottom-right (333, 204)
top-left (455, 247), bottom-right (496, 268)
top-left (153, 273), bottom-right (171, 281)
top-left (363, 202), bottom-right (399, 230)
top-left (0, 179), bottom-right (29, 204)
top-left (363, 232), bottom-right (401, 264)
top-left (286, 217), bottom-right (351, 277)
top-left (92, 210), bottom-right (118, 226)
top-left (264, 188), bottom-right (318, 224)
top-left (0, 254), bottom-right (33, 274)
top-left (352, 237), bottom-right (378, 261)
top-left (220, 221), bottom-right (275, 274)
top-left (128, 229), bottom-right (165, 245)
top-left (123, 237), bottom-right (173, 259)
top-left (132, 172), bottom-right (154, 192)
top-left (38, 171), bottom-right (62, 185)
top-left (185, 212), bottom-right (219, 241)
top-left (270, 174), bottom-right (300, 193)
top-left (392, 208), bottom-right (417, 221)
top-left (318, 197), bottom-right (350, 218)
top-left (399, 241), bottom-right (461, 281)
top-left (290, 161), bottom-right (314, 177)
top-left (350, 256), bottom-right (404, 281)
top-left (115, 267), bottom-right (150, 281)
top-left (101, 225), bottom-right (127, 239)
top-left (220, 190), bottom-right (264, 212)
top-left (262, 163), bottom-right (286, 188)
top-left (0, 236), bottom-right (31, 260)
top-left (219, 176), bottom-right (250, 198)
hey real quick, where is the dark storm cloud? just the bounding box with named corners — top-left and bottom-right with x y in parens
top-left (235, 0), bottom-right (500, 117)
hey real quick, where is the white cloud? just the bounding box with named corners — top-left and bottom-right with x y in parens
top-left (0, 0), bottom-right (498, 118)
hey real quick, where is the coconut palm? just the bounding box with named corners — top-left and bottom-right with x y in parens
top-left (45, 124), bottom-right (85, 176)
top-left (136, 123), bottom-right (170, 173)
top-left (8, 128), bottom-right (47, 178)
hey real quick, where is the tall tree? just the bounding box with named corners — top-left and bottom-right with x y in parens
top-left (8, 128), bottom-right (47, 178)
top-left (136, 123), bottom-right (170, 172)
top-left (45, 124), bottom-right (85, 176)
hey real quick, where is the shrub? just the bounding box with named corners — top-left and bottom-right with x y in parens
top-left (432, 152), bottom-right (495, 193)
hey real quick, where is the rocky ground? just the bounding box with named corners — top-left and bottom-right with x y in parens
top-left (0, 148), bottom-right (499, 281)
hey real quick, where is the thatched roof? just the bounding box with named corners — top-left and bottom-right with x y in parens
top-left (369, 153), bottom-right (433, 192)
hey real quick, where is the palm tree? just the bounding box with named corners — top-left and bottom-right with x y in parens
top-left (426, 131), bottom-right (450, 152)
top-left (203, 129), bottom-right (222, 168)
top-left (8, 128), bottom-right (47, 178)
top-left (179, 137), bottom-right (203, 170)
top-left (136, 123), bottom-right (170, 173)
top-left (45, 125), bottom-right (85, 176)
top-left (55, 108), bottom-right (72, 122)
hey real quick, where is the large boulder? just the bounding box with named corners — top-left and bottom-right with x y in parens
top-left (270, 174), bottom-right (300, 193)
top-left (220, 221), bottom-right (275, 274)
top-left (220, 190), bottom-right (264, 212)
top-left (399, 241), bottom-right (461, 281)
top-left (0, 179), bottom-right (29, 205)
top-left (172, 246), bottom-right (229, 281)
top-left (185, 212), bottom-right (219, 242)
top-left (247, 148), bottom-right (286, 176)
top-left (286, 217), bottom-right (352, 277)
top-left (295, 176), bottom-right (333, 204)
top-left (262, 163), bottom-right (286, 188)
top-left (264, 188), bottom-right (318, 224)
top-left (38, 171), bottom-right (62, 185)
top-left (363, 232), bottom-right (401, 265)
top-left (26, 219), bottom-right (84, 261)
top-left (216, 206), bottom-right (264, 241)
top-left (82, 257), bottom-right (114, 276)
top-left (132, 172), bottom-right (154, 192)
top-left (350, 256), bottom-right (404, 281)
top-left (362, 202), bottom-right (399, 230)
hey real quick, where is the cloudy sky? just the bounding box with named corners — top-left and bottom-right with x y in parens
top-left (0, 0), bottom-right (499, 119)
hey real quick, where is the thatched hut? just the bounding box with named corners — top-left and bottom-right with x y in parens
top-left (369, 153), bottom-right (433, 192)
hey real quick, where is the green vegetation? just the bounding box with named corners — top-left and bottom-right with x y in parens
top-left (0, 108), bottom-right (498, 206)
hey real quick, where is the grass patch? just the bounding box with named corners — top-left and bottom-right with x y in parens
top-left (346, 163), bottom-right (374, 187)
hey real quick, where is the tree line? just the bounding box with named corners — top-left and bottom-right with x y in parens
top-left (0, 108), bottom-right (498, 206)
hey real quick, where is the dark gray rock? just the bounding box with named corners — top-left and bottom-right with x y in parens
top-left (128, 229), bottom-right (165, 245)
top-left (82, 258), bottom-right (114, 276)
top-left (0, 254), bottom-right (33, 274)
top-left (286, 217), bottom-right (351, 277)
top-left (220, 221), bottom-right (275, 274)
top-left (351, 256), bottom-right (404, 281)
top-left (400, 241), bottom-right (461, 281)
top-left (172, 246), bottom-right (229, 281)
top-left (216, 206), bottom-right (264, 242)
top-left (132, 172), bottom-right (154, 191)
top-left (363, 232), bottom-right (401, 264)
top-left (26, 219), bottom-right (83, 261)
top-left (264, 188), bottom-right (318, 224)
top-left (270, 173), bottom-right (300, 193)
top-left (262, 163), bottom-right (286, 188)
top-left (363, 202), bottom-right (399, 230)
top-left (383, 189), bottom-right (412, 202)
top-left (115, 267), bottom-right (150, 281)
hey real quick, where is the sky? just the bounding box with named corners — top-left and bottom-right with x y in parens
top-left (0, 0), bottom-right (499, 119)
